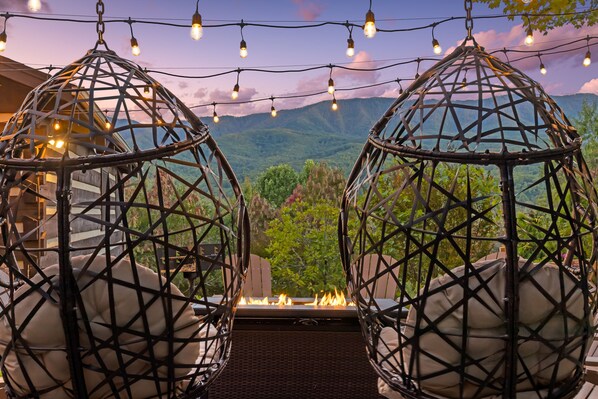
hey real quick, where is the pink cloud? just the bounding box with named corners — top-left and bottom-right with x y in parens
top-left (444, 24), bottom-right (597, 72)
top-left (193, 87), bottom-right (208, 99)
top-left (579, 78), bottom-right (598, 95)
top-left (209, 86), bottom-right (258, 103)
top-left (292, 0), bottom-right (324, 21)
top-left (294, 51), bottom-right (381, 96)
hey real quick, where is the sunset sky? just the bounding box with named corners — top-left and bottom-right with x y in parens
top-left (0, 0), bottom-right (596, 116)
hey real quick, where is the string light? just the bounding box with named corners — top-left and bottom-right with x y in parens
top-left (524, 15), bottom-right (534, 46)
top-left (0, 16), bottom-right (7, 52)
top-left (345, 23), bottom-right (355, 57)
top-left (232, 69), bottom-right (241, 100)
top-left (538, 53), bottom-right (546, 74)
top-left (27, 0), bottom-right (41, 12)
top-left (431, 24), bottom-right (442, 55)
top-left (143, 84), bottom-right (151, 97)
top-left (396, 78), bottom-right (403, 95)
top-left (53, 120), bottom-right (61, 131)
top-left (104, 110), bottom-right (111, 130)
top-left (584, 36), bottom-right (592, 66)
top-left (327, 67), bottom-right (335, 94)
top-left (212, 102), bottom-right (219, 123)
top-left (128, 19), bottom-right (140, 56)
top-left (414, 58), bottom-right (421, 80)
top-left (363, 0), bottom-right (376, 38)
top-left (190, 0), bottom-right (203, 40)
top-left (270, 97), bottom-right (277, 117)
top-left (461, 68), bottom-right (468, 90)
top-left (239, 21), bottom-right (248, 58)
top-left (331, 95), bottom-right (338, 111)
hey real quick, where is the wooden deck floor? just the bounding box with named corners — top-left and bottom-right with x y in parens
top-left (576, 335), bottom-right (598, 399)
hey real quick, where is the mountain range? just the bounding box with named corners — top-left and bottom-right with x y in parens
top-left (206, 94), bottom-right (597, 181)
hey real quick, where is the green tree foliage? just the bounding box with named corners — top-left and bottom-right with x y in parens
top-left (359, 162), bottom-right (501, 295)
top-left (264, 161), bottom-right (348, 296)
top-left (473, 0), bottom-right (597, 32)
top-left (266, 201), bottom-right (345, 296)
top-left (255, 163), bottom-right (299, 207)
top-left (291, 161), bottom-right (346, 206)
top-left (248, 192), bottom-right (278, 257)
top-left (573, 100), bottom-right (598, 171)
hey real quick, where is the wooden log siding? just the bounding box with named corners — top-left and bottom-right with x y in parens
top-left (31, 167), bottom-right (123, 272)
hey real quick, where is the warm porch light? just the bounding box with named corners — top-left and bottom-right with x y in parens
top-left (363, 10), bottom-right (376, 38)
top-left (130, 37), bottom-right (141, 56)
top-left (240, 39), bottom-right (248, 58)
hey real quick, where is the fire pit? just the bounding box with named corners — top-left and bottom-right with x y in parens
top-left (198, 293), bottom-right (401, 399)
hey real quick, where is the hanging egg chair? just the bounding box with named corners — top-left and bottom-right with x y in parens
top-left (0, 9), bottom-right (248, 399)
top-left (339, 37), bottom-right (598, 399)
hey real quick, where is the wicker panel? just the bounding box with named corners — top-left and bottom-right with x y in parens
top-left (210, 324), bottom-right (384, 399)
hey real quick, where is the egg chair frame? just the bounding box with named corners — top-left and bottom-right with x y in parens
top-left (0, 40), bottom-right (249, 399)
top-left (339, 40), bottom-right (598, 399)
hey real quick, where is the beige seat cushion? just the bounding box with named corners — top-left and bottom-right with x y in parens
top-left (377, 258), bottom-right (587, 399)
top-left (0, 254), bottom-right (219, 398)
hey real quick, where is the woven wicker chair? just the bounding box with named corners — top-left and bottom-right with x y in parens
top-left (339, 40), bottom-right (598, 399)
top-left (0, 42), bottom-right (248, 398)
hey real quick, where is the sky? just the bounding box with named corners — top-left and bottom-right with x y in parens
top-left (0, 0), bottom-right (596, 117)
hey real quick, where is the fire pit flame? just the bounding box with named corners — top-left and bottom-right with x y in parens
top-left (238, 290), bottom-right (354, 307)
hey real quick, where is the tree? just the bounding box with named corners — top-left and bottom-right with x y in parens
top-left (292, 162), bottom-right (346, 206)
top-left (247, 192), bottom-right (278, 257)
top-left (266, 201), bottom-right (346, 297)
top-left (572, 100), bottom-right (598, 171)
top-left (473, 0), bottom-right (597, 32)
top-left (255, 164), bottom-right (299, 208)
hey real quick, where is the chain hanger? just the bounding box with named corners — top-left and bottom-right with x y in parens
top-left (464, 0), bottom-right (473, 41)
top-left (96, 0), bottom-right (105, 45)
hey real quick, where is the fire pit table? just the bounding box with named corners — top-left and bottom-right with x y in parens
top-left (196, 297), bottom-right (401, 399)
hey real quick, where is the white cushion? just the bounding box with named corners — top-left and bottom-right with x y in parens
top-left (0, 254), bottom-right (218, 398)
top-left (377, 257), bottom-right (588, 399)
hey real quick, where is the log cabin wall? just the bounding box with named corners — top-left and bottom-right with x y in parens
top-left (1, 56), bottom-right (126, 276)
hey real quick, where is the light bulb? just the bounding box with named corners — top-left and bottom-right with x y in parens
top-left (53, 120), bottom-right (61, 131)
top-left (131, 38), bottom-right (141, 56)
top-left (55, 140), bottom-right (65, 149)
top-left (28, 0), bottom-right (41, 12)
top-left (271, 106), bottom-right (277, 117)
top-left (232, 83), bottom-right (239, 100)
top-left (327, 78), bottom-right (335, 94)
top-left (432, 38), bottom-right (442, 55)
top-left (461, 78), bottom-right (468, 90)
top-left (144, 85), bottom-right (151, 97)
top-left (105, 121), bottom-right (111, 130)
top-left (540, 63), bottom-right (547, 75)
top-left (240, 39), bottom-right (248, 58)
top-left (346, 38), bottom-right (355, 57)
top-left (332, 98), bottom-right (338, 111)
top-left (525, 27), bottom-right (534, 46)
top-left (363, 10), bottom-right (376, 38)
top-left (213, 111), bottom-right (219, 123)
top-left (584, 50), bottom-right (591, 67)
top-left (0, 32), bottom-right (7, 52)
top-left (48, 139), bottom-right (55, 146)
top-left (191, 12), bottom-right (203, 40)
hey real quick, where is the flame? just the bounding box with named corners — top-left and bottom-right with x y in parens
top-left (238, 294), bottom-right (292, 306)
top-left (306, 288), bottom-right (355, 307)
top-left (239, 289), bottom-right (354, 307)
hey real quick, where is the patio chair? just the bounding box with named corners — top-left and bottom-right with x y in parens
top-left (339, 39), bottom-right (598, 399)
top-left (0, 36), bottom-right (249, 398)
top-left (355, 254), bottom-right (399, 299)
top-left (243, 254), bottom-right (272, 298)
